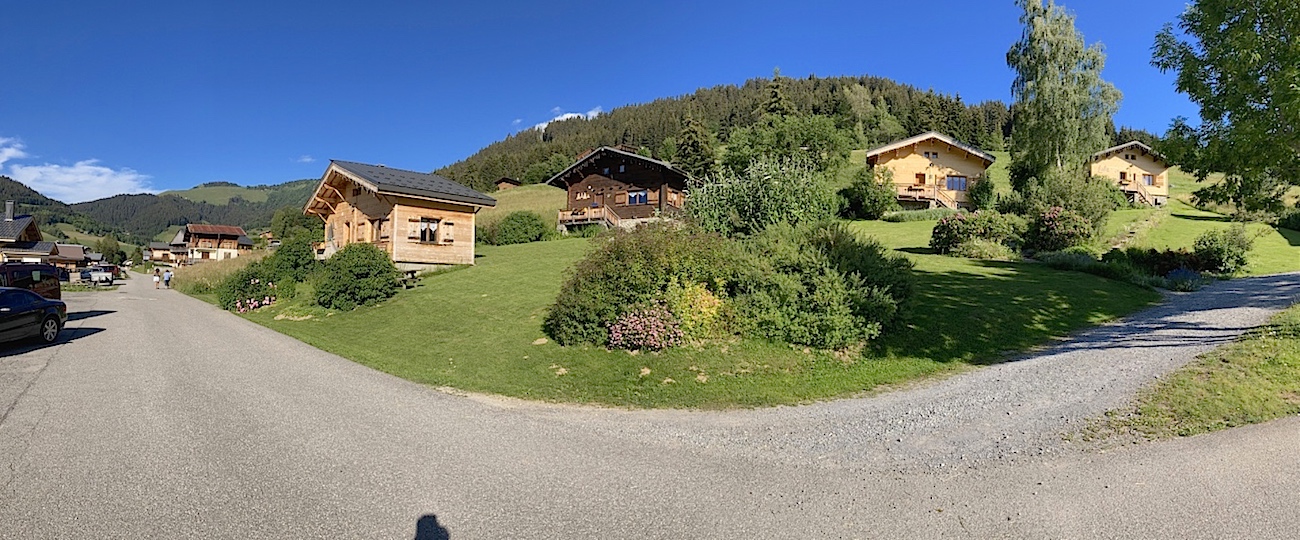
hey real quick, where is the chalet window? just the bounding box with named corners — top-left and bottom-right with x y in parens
top-left (619, 165), bottom-right (626, 173)
top-left (628, 190), bottom-right (648, 205)
top-left (1119, 172), bottom-right (1127, 181)
top-left (419, 218), bottom-right (439, 243)
top-left (1143, 174), bottom-right (1155, 186)
top-left (603, 167), bottom-right (610, 175)
top-left (945, 176), bottom-right (968, 191)
top-left (576, 192), bottom-right (591, 200)
top-left (406, 217), bottom-right (452, 244)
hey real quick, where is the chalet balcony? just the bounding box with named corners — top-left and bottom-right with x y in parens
top-left (896, 185), bottom-right (961, 210)
top-left (558, 207), bottom-right (616, 228)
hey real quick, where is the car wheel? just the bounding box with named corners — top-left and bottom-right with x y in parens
top-left (39, 317), bottom-right (61, 344)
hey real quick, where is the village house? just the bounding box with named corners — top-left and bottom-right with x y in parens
top-left (0, 201), bottom-right (56, 263)
top-left (304, 160), bottom-right (497, 268)
top-left (1090, 140), bottom-right (1170, 206)
top-left (50, 244), bottom-right (90, 271)
top-left (864, 132), bottom-right (996, 210)
top-left (495, 177), bottom-right (521, 191)
top-left (546, 146), bottom-right (689, 231)
top-left (169, 224), bottom-right (253, 264)
top-left (146, 242), bottom-right (174, 264)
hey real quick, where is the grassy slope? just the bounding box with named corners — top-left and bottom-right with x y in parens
top-left (1097, 302), bottom-right (1300, 439)
top-left (154, 225), bottom-right (183, 243)
top-left (161, 185), bottom-right (270, 204)
top-left (52, 223), bottom-right (142, 253)
top-left (245, 220), bottom-right (1158, 409)
top-left (1133, 199), bottom-right (1300, 276)
top-left (476, 184), bottom-right (567, 228)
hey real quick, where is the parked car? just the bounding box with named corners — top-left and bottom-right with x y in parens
top-left (0, 287), bottom-right (66, 344)
top-left (0, 263), bottom-right (62, 299)
top-left (79, 266), bottom-right (115, 285)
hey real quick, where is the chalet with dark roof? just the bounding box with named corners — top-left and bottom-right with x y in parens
top-left (171, 224), bottom-right (253, 264)
top-left (546, 146), bottom-right (689, 230)
top-left (0, 201), bottom-right (56, 263)
top-left (304, 160), bottom-right (497, 267)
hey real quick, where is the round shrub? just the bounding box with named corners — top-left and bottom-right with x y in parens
top-left (838, 167), bottom-right (899, 220)
top-left (484, 211), bottom-right (549, 245)
top-left (930, 210), bottom-right (1024, 254)
top-left (263, 235), bottom-right (319, 283)
top-left (217, 262), bottom-right (283, 312)
top-left (664, 280), bottom-right (726, 341)
top-left (315, 243), bottom-right (401, 310)
top-left (1026, 206), bottom-right (1092, 252)
top-left (950, 239), bottom-right (1017, 260)
top-left (607, 305), bottom-right (684, 351)
top-left (1193, 225), bottom-right (1254, 274)
top-left (543, 224), bottom-right (740, 346)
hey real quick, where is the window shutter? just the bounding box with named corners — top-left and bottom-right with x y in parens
top-left (407, 220), bottom-right (419, 239)
top-left (442, 222), bottom-right (454, 243)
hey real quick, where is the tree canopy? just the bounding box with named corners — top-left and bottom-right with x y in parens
top-left (1153, 0), bottom-right (1300, 213)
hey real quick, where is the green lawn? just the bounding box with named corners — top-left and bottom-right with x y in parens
top-left (1095, 302), bottom-right (1300, 439)
top-left (1134, 200), bottom-right (1300, 276)
top-left (476, 184), bottom-right (567, 229)
top-left (161, 185), bottom-right (270, 204)
top-left (244, 219), bottom-right (1159, 409)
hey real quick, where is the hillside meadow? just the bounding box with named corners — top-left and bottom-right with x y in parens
top-left (244, 220), bottom-right (1161, 409)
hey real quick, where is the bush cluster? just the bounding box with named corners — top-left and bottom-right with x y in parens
top-left (930, 211), bottom-right (1026, 255)
top-left (732, 222), bottom-right (915, 349)
top-left (688, 157), bottom-right (839, 237)
top-left (543, 224), bottom-right (739, 347)
top-left (314, 243), bottom-right (401, 310)
top-left (1193, 225), bottom-right (1254, 274)
top-left (1025, 206), bottom-right (1092, 252)
top-left (479, 211), bottom-right (550, 245)
top-left (217, 264), bottom-right (283, 312)
top-left (544, 222), bottom-right (916, 351)
top-left (838, 168), bottom-right (899, 220)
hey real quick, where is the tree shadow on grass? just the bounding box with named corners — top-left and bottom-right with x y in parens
top-left (1277, 227), bottom-right (1300, 247)
top-left (896, 247), bottom-right (936, 255)
top-left (874, 262), bottom-right (1300, 367)
top-left (1170, 213), bottom-right (1230, 222)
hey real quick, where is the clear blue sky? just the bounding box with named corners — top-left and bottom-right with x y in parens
top-left (0, 0), bottom-right (1195, 203)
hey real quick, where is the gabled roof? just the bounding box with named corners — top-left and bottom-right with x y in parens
top-left (187, 224), bottom-right (247, 237)
top-left (236, 235), bottom-right (253, 247)
top-left (0, 241), bottom-right (58, 257)
top-left (148, 242), bottom-right (171, 250)
top-left (52, 244), bottom-right (87, 261)
top-left (0, 215), bottom-right (36, 242)
top-left (864, 131), bottom-right (996, 167)
top-left (324, 160), bottom-right (497, 208)
top-left (545, 146), bottom-right (690, 188)
top-left (496, 177), bottom-right (521, 186)
top-left (170, 229), bottom-right (186, 246)
top-left (1093, 140), bottom-right (1168, 164)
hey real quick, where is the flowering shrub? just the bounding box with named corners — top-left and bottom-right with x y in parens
top-left (217, 263), bottom-right (280, 312)
top-left (1026, 206), bottom-right (1092, 252)
top-left (607, 305), bottom-right (684, 351)
top-left (930, 210), bottom-right (1026, 255)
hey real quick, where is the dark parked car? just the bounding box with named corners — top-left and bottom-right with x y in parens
top-left (0, 263), bottom-right (62, 299)
top-left (0, 287), bottom-right (66, 344)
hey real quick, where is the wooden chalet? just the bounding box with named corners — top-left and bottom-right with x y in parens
top-left (1090, 141), bottom-right (1170, 206)
top-left (0, 201), bottom-right (56, 263)
top-left (51, 244), bottom-right (90, 270)
top-left (865, 132), bottom-right (996, 210)
top-left (171, 224), bottom-right (253, 264)
top-left (495, 177), bottom-right (521, 191)
top-left (546, 146), bottom-right (689, 230)
top-left (304, 160), bottom-right (497, 267)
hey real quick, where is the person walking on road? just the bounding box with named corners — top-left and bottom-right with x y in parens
top-left (153, 268), bottom-right (161, 289)
top-left (163, 269), bottom-right (173, 289)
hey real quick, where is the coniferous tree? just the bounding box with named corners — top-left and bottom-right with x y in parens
top-left (1006, 0), bottom-right (1121, 192)
top-left (675, 118), bottom-right (718, 179)
top-left (758, 68), bottom-right (798, 119)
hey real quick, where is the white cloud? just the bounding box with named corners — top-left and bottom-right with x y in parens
top-left (8, 160), bottom-right (156, 203)
top-left (296, 155), bottom-right (316, 163)
top-left (511, 118), bottom-right (522, 127)
top-left (531, 106), bottom-right (603, 132)
top-left (0, 138), bottom-right (29, 167)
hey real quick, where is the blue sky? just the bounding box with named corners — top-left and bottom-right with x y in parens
top-left (0, 0), bottom-right (1196, 203)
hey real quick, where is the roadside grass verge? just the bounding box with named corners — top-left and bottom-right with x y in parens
top-left (239, 220), bottom-right (1158, 409)
top-left (1091, 302), bottom-right (1300, 439)
top-left (171, 253), bottom-right (266, 296)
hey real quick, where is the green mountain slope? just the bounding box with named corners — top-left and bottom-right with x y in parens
top-left (74, 179), bottom-right (318, 239)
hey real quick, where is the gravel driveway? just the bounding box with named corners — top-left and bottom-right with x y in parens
top-left (0, 273), bottom-right (1297, 539)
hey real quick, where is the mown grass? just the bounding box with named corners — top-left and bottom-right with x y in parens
top-left (240, 219), bottom-right (1158, 409)
top-left (1096, 302), bottom-right (1300, 439)
top-left (476, 184), bottom-right (567, 229)
top-left (161, 185), bottom-right (270, 205)
top-left (1133, 200), bottom-right (1300, 276)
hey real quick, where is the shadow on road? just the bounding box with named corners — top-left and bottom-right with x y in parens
top-left (414, 514), bottom-right (451, 539)
top-left (67, 310), bottom-right (114, 322)
top-left (0, 327), bottom-right (105, 358)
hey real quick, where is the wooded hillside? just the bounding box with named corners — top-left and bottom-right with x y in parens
top-left (436, 74), bottom-right (1014, 192)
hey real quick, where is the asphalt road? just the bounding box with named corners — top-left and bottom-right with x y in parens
top-left (1, 275), bottom-right (1298, 539)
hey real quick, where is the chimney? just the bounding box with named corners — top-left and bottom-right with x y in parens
top-left (4, 201), bottom-right (12, 222)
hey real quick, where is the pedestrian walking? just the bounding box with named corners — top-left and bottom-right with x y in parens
top-left (153, 268), bottom-right (160, 289)
top-left (163, 269), bottom-right (173, 289)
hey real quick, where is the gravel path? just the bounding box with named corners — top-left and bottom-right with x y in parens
top-left (501, 272), bottom-right (1300, 472)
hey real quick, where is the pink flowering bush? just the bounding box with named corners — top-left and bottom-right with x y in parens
top-left (607, 305), bottom-right (684, 351)
top-left (217, 263), bottom-right (282, 312)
